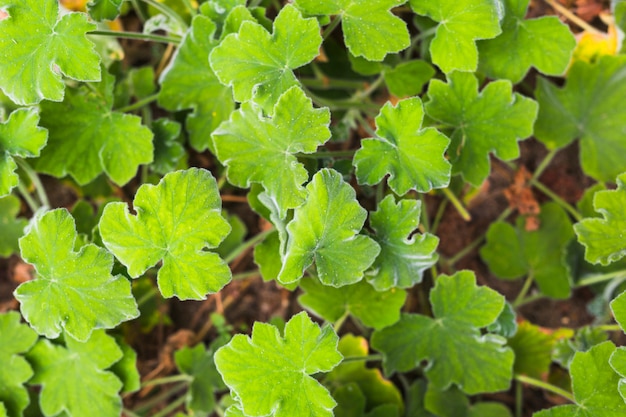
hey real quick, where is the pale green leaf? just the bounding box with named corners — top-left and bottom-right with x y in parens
top-left (424, 385), bottom-right (513, 417)
top-left (293, 0), bottom-right (410, 61)
top-left (409, 0), bottom-right (501, 72)
top-left (574, 172), bottom-right (626, 265)
top-left (0, 311), bottom-right (38, 417)
top-left (212, 86), bottom-right (330, 216)
top-left (609, 347), bottom-right (626, 403)
top-left (35, 70), bottom-right (153, 186)
top-left (477, 0), bottom-right (575, 83)
top-left (175, 344), bottom-right (223, 415)
top-left (0, 195), bottom-right (27, 257)
top-left (215, 311), bottom-right (342, 417)
top-left (0, 108), bottom-right (48, 196)
top-left (534, 55), bottom-right (626, 182)
top-left (209, 4), bottom-right (321, 110)
top-left (534, 341), bottom-right (626, 417)
top-left (253, 231), bottom-right (282, 282)
top-left (384, 60), bottom-right (435, 97)
top-left (158, 15), bottom-right (234, 152)
top-left (299, 276), bottom-right (406, 330)
top-left (367, 195), bottom-right (439, 290)
top-left (14, 209), bottom-right (138, 342)
top-left (278, 169), bottom-right (380, 286)
top-left (480, 203), bottom-right (574, 298)
top-left (611, 290), bottom-right (626, 333)
top-left (0, 0), bottom-right (101, 105)
top-left (151, 118), bottom-right (185, 175)
top-left (425, 71), bottom-right (538, 186)
top-left (26, 330), bottom-right (124, 417)
top-left (87, 0), bottom-right (123, 21)
top-left (371, 271), bottom-right (513, 394)
top-left (353, 97), bottom-right (451, 195)
top-left (99, 168), bottom-right (232, 300)
top-left (110, 338), bottom-right (140, 394)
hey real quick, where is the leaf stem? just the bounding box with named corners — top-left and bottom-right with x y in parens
top-left (403, 26), bottom-right (438, 59)
top-left (597, 324), bottom-right (622, 332)
top-left (341, 353), bottom-right (383, 364)
top-left (351, 74), bottom-right (385, 101)
top-left (90, 30), bottom-right (181, 45)
top-left (531, 149), bottom-right (559, 181)
top-left (151, 394), bottom-right (186, 417)
top-left (16, 159), bottom-right (50, 208)
top-left (354, 111), bottom-right (377, 137)
top-left (543, 0), bottom-right (603, 34)
top-left (16, 182), bottom-right (40, 213)
top-left (515, 374), bottom-right (575, 402)
top-left (322, 16), bottom-right (342, 41)
top-left (530, 179), bottom-right (582, 221)
top-left (114, 93), bottom-right (160, 113)
top-left (232, 270), bottom-right (261, 281)
top-left (333, 311), bottom-right (350, 333)
top-left (300, 77), bottom-right (369, 90)
top-left (576, 269), bottom-right (626, 287)
top-left (123, 408), bottom-right (142, 417)
top-left (132, 382), bottom-right (189, 414)
top-left (141, 374), bottom-right (193, 388)
top-left (130, 0), bottom-right (149, 21)
top-left (515, 380), bottom-right (523, 417)
top-left (513, 274), bottom-right (534, 307)
top-left (223, 228), bottom-right (275, 264)
top-left (297, 150), bottom-right (357, 159)
top-left (441, 187), bottom-right (471, 221)
top-left (431, 198), bottom-right (448, 235)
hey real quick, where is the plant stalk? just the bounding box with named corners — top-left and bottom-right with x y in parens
top-left (515, 374), bottom-right (575, 402)
top-left (90, 30), bottom-right (181, 45)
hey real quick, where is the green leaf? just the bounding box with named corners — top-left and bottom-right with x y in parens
top-left (553, 326), bottom-right (608, 369)
top-left (36, 70), bottom-right (153, 186)
top-left (293, 0), bottom-right (410, 61)
top-left (14, 209), bottom-right (138, 342)
top-left (253, 231), bottom-right (283, 282)
top-left (534, 341), bottom-right (626, 417)
top-left (0, 195), bottom-right (27, 257)
top-left (609, 347), bottom-right (626, 402)
top-left (487, 302), bottom-right (518, 338)
top-left (99, 168), bottom-right (232, 300)
top-left (175, 344), bottom-right (223, 415)
top-left (151, 118), bottom-right (185, 175)
top-left (409, 0), bottom-right (501, 73)
top-left (209, 4), bottom-right (321, 111)
top-left (371, 271), bottom-right (514, 394)
top-left (477, 0), bottom-right (575, 83)
top-left (299, 276), bottom-right (406, 330)
top-left (507, 321), bottom-right (555, 378)
top-left (215, 311), bottom-right (342, 417)
top-left (480, 203), bottom-right (574, 298)
top-left (278, 169), bottom-right (380, 286)
top-left (87, 0), bottom-right (124, 21)
top-left (353, 97), bottom-right (451, 195)
top-left (0, 108), bottom-right (48, 196)
top-left (110, 338), bottom-right (140, 394)
top-left (212, 86), bottom-right (330, 216)
top-left (424, 385), bottom-right (513, 417)
top-left (0, 0), bottom-right (100, 105)
top-left (611, 290), bottom-right (626, 332)
top-left (367, 195), bottom-right (439, 290)
top-left (158, 15), bottom-right (234, 152)
top-left (425, 71), bottom-right (538, 186)
top-left (384, 60), bottom-right (435, 97)
top-left (534, 56), bottom-right (626, 182)
top-left (26, 330), bottom-right (124, 417)
top-left (574, 172), bottom-right (626, 265)
top-left (0, 311), bottom-right (38, 417)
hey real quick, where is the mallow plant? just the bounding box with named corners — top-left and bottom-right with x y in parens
top-left (1, 0), bottom-right (626, 416)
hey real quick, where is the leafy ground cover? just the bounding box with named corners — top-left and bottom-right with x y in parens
top-left (1, 0), bottom-right (626, 416)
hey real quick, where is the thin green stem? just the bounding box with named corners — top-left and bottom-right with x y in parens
top-left (351, 74), bottom-right (385, 100)
top-left (577, 269), bottom-right (626, 287)
top-left (333, 311), bottom-right (350, 333)
top-left (136, 285), bottom-right (158, 308)
top-left (419, 194), bottom-right (430, 232)
top-left (16, 159), bottom-right (50, 208)
top-left (515, 374), bottom-right (574, 402)
top-left (513, 274), bottom-right (534, 308)
top-left (322, 16), bottom-right (342, 41)
top-left (431, 199), bottom-right (448, 235)
top-left (513, 292), bottom-right (544, 308)
top-left (515, 380), bottom-right (523, 417)
top-left (531, 179), bottom-right (583, 221)
top-left (441, 188), bottom-right (471, 221)
top-left (232, 270), bottom-right (261, 281)
top-left (141, 374), bottom-right (192, 388)
top-left (403, 26), bottom-right (437, 59)
top-left (341, 353), bottom-right (383, 364)
top-left (300, 77), bottom-right (368, 90)
top-left (130, 0), bottom-right (149, 21)
top-left (354, 111), bottom-right (377, 137)
top-left (598, 324), bottom-right (622, 332)
top-left (115, 93), bottom-right (160, 113)
top-left (90, 30), bottom-right (181, 45)
top-left (151, 395), bottom-right (186, 417)
top-left (531, 149), bottom-right (559, 181)
top-left (123, 408), bottom-right (142, 417)
top-left (297, 150), bottom-right (356, 159)
top-left (224, 228), bottom-right (275, 264)
top-left (180, 0), bottom-right (197, 16)
top-left (16, 182), bottom-right (40, 213)
top-left (140, 0), bottom-right (188, 31)
top-left (132, 382), bottom-right (189, 414)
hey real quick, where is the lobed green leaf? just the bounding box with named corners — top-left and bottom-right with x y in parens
top-left (0, 195), bottom-right (28, 257)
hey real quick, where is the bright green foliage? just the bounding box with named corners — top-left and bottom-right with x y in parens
top-left (477, 0), bottom-right (575, 83)
top-left (151, 118), bottom-right (185, 175)
top-left (507, 321), bottom-right (555, 378)
top-left (175, 344), bottom-right (223, 415)
top-left (574, 172), bottom-right (626, 265)
top-left (158, 15), bottom-right (234, 152)
top-left (278, 169), bottom-right (380, 286)
top-left (0, 195), bottom-right (27, 257)
top-left (0, 108), bottom-right (48, 196)
top-left (353, 97), bottom-right (451, 195)
top-left (609, 347), bottom-right (626, 402)
top-left (87, 0), bottom-right (123, 21)
top-left (384, 60), bottom-right (435, 97)
top-left (325, 335), bottom-right (404, 415)
top-left (424, 385), bottom-right (513, 417)
top-left (487, 302), bottom-right (518, 338)
top-left (99, 168), bottom-right (231, 300)
top-left (409, 0), bottom-right (501, 73)
top-left (299, 277), bottom-right (406, 329)
top-left (367, 195), bottom-right (439, 290)
top-left (293, 0), bottom-right (410, 61)
top-left (110, 338), bottom-right (140, 394)
top-left (534, 56), bottom-right (626, 182)
top-left (553, 326), bottom-right (609, 369)
top-left (209, 4), bottom-right (321, 110)
top-left (534, 341), bottom-right (626, 417)
top-left (332, 385), bottom-right (400, 417)
top-left (14, 209), bottom-right (138, 342)
top-left (0, 312), bottom-right (38, 417)
top-left (371, 271), bottom-right (514, 394)
top-left (253, 231), bottom-right (283, 281)
top-left (212, 87), bottom-right (330, 216)
top-left (480, 203), bottom-right (573, 298)
top-left (426, 71), bottom-right (538, 186)
top-left (611, 290), bottom-right (626, 332)
top-left (36, 70), bottom-right (153, 186)
top-left (26, 330), bottom-right (124, 417)
top-left (0, 0), bottom-right (100, 105)
top-left (215, 311), bottom-right (342, 417)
